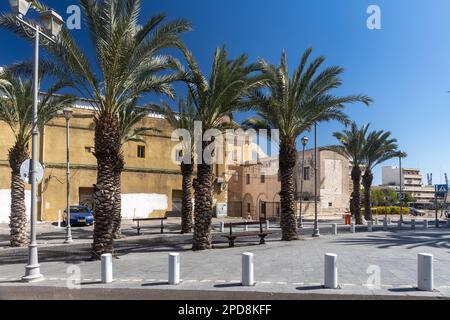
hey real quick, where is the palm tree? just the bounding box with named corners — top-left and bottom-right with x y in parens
top-left (325, 122), bottom-right (371, 225)
top-left (244, 49), bottom-right (372, 239)
top-left (0, 0), bottom-right (191, 257)
top-left (362, 129), bottom-right (399, 221)
top-left (151, 94), bottom-right (197, 234)
top-left (180, 46), bottom-right (266, 250)
top-left (0, 68), bottom-right (73, 247)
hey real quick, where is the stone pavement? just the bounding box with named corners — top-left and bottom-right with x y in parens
top-left (0, 220), bottom-right (450, 299)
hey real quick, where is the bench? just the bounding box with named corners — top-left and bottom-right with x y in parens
top-left (221, 220), bottom-right (272, 247)
top-left (132, 217), bottom-right (167, 235)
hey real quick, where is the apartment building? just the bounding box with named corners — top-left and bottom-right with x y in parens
top-left (381, 166), bottom-right (435, 203)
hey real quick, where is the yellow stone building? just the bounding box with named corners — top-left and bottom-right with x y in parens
top-left (0, 99), bottom-right (228, 222)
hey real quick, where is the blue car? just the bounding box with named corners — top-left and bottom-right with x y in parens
top-left (63, 205), bottom-right (94, 226)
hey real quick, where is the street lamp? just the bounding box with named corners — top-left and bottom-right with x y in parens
top-left (298, 136), bottom-right (308, 228)
top-left (8, 0), bottom-right (64, 282)
top-left (312, 122), bottom-right (320, 237)
top-left (397, 151), bottom-right (407, 225)
top-left (63, 109), bottom-right (73, 243)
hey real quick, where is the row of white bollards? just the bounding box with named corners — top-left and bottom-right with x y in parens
top-left (99, 251), bottom-right (435, 292)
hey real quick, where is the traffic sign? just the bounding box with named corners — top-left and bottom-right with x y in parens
top-left (20, 159), bottom-right (44, 184)
top-left (435, 184), bottom-right (448, 194)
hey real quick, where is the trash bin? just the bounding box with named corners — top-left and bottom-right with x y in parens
top-left (345, 214), bottom-right (351, 225)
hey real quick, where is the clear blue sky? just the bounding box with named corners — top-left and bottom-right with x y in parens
top-left (1, 0), bottom-right (449, 185)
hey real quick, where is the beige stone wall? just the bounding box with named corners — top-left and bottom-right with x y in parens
top-left (0, 106), bottom-right (227, 222)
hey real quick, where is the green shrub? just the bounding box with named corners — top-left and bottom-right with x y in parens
top-left (361, 206), bottom-right (410, 215)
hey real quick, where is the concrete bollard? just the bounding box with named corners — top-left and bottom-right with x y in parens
top-left (367, 221), bottom-right (373, 232)
top-left (244, 223), bottom-right (249, 231)
top-left (324, 253), bottom-right (338, 289)
top-left (265, 220), bottom-right (270, 230)
top-left (57, 210), bottom-right (61, 228)
top-left (387, 217), bottom-right (391, 225)
top-left (331, 223), bottom-right (338, 235)
top-left (241, 253), bottom-right (254, 286)
top-left (350, 222), bottom-right (355, 233)
top-left (101, 253), bottom-right (113, 284)
top-left (220, 221), bottom-right (225, 233)
top-left (375, 217), bottom-right (379, 225)
top-left (423, 219), bottom-right (428, 229)
top-left (411, 219), bottom-right (416, 230)
top-left (417, 253), bottom-right (434, 291)
top-left (168, 253), bottom-right (180, 285)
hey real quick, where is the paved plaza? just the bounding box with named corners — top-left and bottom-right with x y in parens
top-left (0, 218), bottom-right (449, 299)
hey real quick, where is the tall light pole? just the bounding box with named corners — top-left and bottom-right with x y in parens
top-left (8, 0), bottom-right (64, 282)
top-left (298, 136), bottom-right (308, 228)
top-left (398, 152), bottom-right (405, 225)
top-left (63, 109), bottom-right (73, 243)
top-left (312, 122), bottom-right (320, 237)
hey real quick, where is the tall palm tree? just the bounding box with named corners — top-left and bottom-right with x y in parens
top-left (151, 94), bottom-right (197, 234)
top-left (362, 129), bottom-right (399, 221)
top-left (0, 0), bottom-right (191, 257)
top-left (244, 49), bottom-right (372, 239)
top-left (324, 122), bottom-right (371, 225)
top-left (180, 46), bottom-right (266, 250)
top-left (0, 68), bottom-right (73, 247)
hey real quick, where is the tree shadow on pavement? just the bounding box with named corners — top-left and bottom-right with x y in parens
top-left (334, 231), bottom-right (450, 251)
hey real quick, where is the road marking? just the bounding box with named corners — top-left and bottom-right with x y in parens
top-left (260, 281), bottom-right (272, 284)
top-left (132, 279), bottom-right (142, 282)
top-left (308, 283), bottom-right (322, 286)
top-left (215, 280), bottom-right (227, 283)
top-left (120, 279), bottom-right (130, 282)
top-left (200, 280), bottom-right (212, 283)
top-left (145, 279), bottom-right (156, 282)
top-left (293, 283), bottom-right (304, 286)
top-left (276, 282), bottom-right (287, 285)
top-left (83, 279), bottom-right (92, 281)
top-left (343, 283), bottom-right (356, 286)
top-left (184, 280), bottom-right (197, 283)
top-left (48, 277), bottom-right (58, 281)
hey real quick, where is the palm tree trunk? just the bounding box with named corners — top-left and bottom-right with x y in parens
top-left (193, 141), bottom-right (213, 250)
top-left (351, 166), bottom-right (363, 225)
top-left (92, 113), bottom-right (121, 259)
top-left (112, 156), bottom-right (124, 240)
top-left (181, 161), bottom-right (194, 234)
top-left (279, 139), bottom-right (299, 241)
top-left (363, 169), bottom-right (373, 221)
top-left (8, 143), bottom-right (29, 247)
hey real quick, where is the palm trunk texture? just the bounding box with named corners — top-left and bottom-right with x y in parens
top-left (181, 161), bottom-right (194, 234)
top-left (351, 166), bottom-right (363, 225)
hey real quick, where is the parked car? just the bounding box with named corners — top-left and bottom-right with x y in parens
top-left (63, 205), bottom-right (94, 226)
top-left (408, 207), bottom-right (426, 217)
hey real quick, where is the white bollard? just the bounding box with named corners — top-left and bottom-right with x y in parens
top-left (220, 221), bottom-right (225, 233)
top-left (244, 223), bottom-right (249, 231)
top-left (168, 253), bottom-right (180, 285)
top-left (350, 222), bottom-right (355, 233)
top-left (324, 253), bottom-right (338, 289)
top-left (423, 219), bottom-right (428, 229)
top-left (265, 220), bottom-right (270, 230)
top-left (387, 217), bottom-right (391, 225)
top-left (101, 253), bottom-right (113, 284)
top-left (411, 219), bottom-right (416, 230)
top-left (367, 221), bottom-right (373, 232)
top-left (241, 252), bottom-right (254, 286)
top-left (417, 253), bottom-right (434, 291)
top-left (331, 223), bottom-right (338, 235)
top-left (57, 210), bottom-right (61, 228)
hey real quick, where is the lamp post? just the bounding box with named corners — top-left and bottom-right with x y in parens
top-left (312, 122), bottom-right (320, 237)
top-left (8, 0), bottom-right (64, 282)
top-left (398, 153), bottom-right (404, 225)
top-left (298, 136), bottom-right (308, 228)
top-left (63, 109), bottom-right (73, 243)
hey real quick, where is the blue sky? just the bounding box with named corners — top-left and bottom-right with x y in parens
top-left (1, 0), bottom-right (450, 185)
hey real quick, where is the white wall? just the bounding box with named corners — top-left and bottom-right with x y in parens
top-left (0, 189), bottom-right (31, 223)
top-left (121, 193), bottom-right (168, 219)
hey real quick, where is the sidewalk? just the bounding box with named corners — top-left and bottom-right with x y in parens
top-left (1, 225), bottom-right (450, 299)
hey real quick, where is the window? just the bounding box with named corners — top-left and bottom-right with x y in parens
top-left (84, 146), bottom-right (92, 153)
top-left (137, 145), bottom-right (145, 158)
top-left (261, 174), bottom-right (265, 183)
top-left (246, 174), bottom-right (250, 184)
top-left (247, 203), bottom-right (251, 213)
top-left (303, 167), bottom-right (310, 180)
top-left (328, 202), bottom-right (333, 207)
